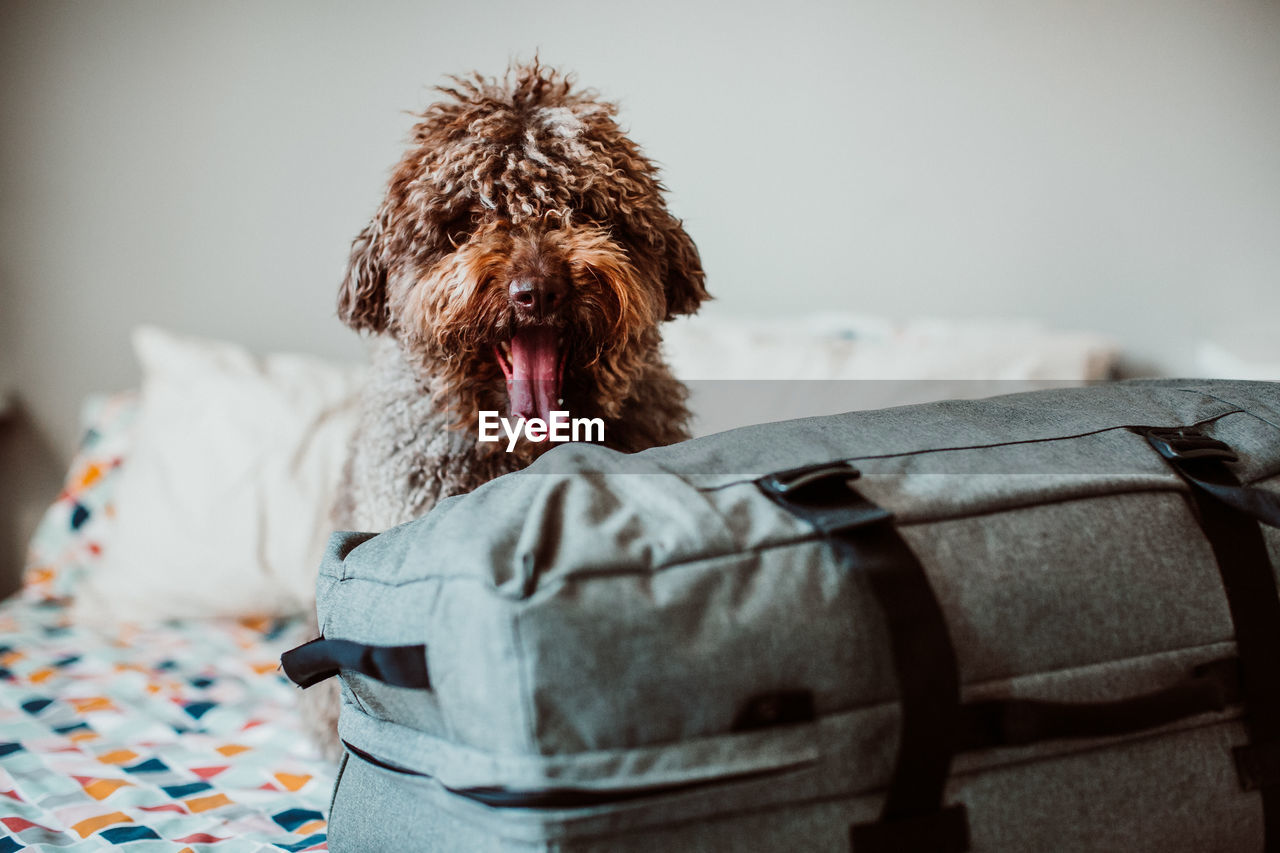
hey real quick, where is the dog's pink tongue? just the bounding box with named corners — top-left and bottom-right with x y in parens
top-left (507, 327), bottom-right (560, 428)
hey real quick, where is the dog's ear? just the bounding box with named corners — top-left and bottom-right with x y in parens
top-left (660, 217), bottom-right (709, 319)
top-left (338, 209), bottom-right (391, 333)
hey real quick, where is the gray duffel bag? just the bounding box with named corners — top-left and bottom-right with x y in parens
top-left (284, 379), bottom-right (1280, 852)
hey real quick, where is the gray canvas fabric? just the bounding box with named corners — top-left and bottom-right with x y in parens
top-left (313, 379), bottom-right (1280, 851)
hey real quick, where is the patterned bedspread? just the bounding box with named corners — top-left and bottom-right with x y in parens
top-left (0, 598), bottom-right (334, 851)
top-left (0, 393), bottom-right (342, 849)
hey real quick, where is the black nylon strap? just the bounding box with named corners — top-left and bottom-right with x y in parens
top-left (1146, 427), bottom-right (1280, 529)
top-left (1142, 427), bottom-right (1280, 851)
top-left (1237, 742), bottom-right (1280, 793)
top-left (280, 637), bottom-right (430, 690)
top-left (956, 659), bottom-right (1236, 751)
top-left (849, 804), bottom-right (970, 853)
top-left (758, 462), bottom-right (967, 852)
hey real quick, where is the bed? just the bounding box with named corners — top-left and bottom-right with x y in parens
top-left (1, 393), bottom-right (335, 851)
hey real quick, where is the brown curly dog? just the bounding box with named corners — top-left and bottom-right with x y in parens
top-left (303, 61), bottom-right (708, 756)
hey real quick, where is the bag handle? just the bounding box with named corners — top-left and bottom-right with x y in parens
top-left (1141, 425), bottom-right (1280, 852)
top-left (280, 637), bottom-right (430, 690)
top-left (1145, 427), bottom-right (1280, 528)
top-left (957, 657), bottom-right (1238, 750)
top-left (758, 462), bottom-right (971, 853)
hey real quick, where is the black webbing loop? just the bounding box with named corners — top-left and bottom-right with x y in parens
top-left (957, 657), bottom-right (1237, 751)
top-left (280, 637), bottom-right (430, 690)
top-left (1142, 426), bottom-right (1280, 851)
top-left (758, 462), bottom-right (968, 853)
top-left (1146, 428), bottom-right (1280, 529)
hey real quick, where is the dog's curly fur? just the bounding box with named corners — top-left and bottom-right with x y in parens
top-left (302, 62), bottom-right (707, 755)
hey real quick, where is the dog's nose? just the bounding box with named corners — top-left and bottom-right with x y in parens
top-left (508, 278), bottom-right (566, 319)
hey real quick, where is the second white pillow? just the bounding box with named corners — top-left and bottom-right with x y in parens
top-left (74, 326), bottom-right (363, 627)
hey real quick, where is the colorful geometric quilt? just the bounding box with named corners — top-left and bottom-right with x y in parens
top-left (4, 390), bottom-right (336, 850)
top-left (0, 599), bottom-right (334, 851)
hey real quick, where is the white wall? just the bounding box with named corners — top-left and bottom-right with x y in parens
top-left (3, 0), bottom-right (1279, 458)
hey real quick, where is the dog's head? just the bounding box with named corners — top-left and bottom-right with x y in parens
top-left (339, 62), bottom-right (707, 453)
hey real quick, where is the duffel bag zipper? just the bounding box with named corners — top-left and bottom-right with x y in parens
top-left (342, 740), bottom-right (809, 809)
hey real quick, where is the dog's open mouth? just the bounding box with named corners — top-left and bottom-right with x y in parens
top-left (494, 327), bottom-right (566, 428)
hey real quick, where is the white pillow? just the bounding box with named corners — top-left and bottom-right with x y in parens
top-left (73, 326), bottom-right (363, 627)
top-left (1195, 342), bottom-right (1280, 381)
top-left (663, 314), bottom-right (1118, 437)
